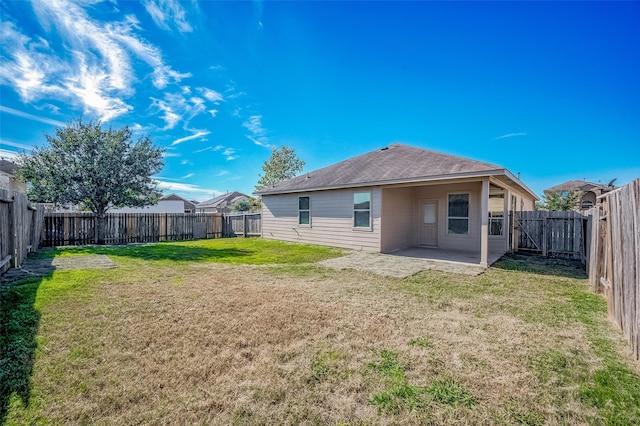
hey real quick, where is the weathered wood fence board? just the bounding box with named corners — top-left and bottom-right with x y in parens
top-left (515, 210), bottom-right (587, 261)
top-left (0, 189), bottom-right (45, 274)
top-left (40, 213), bottom-right (225, 247)
top-left (588, 178), bottom-right (640, 360)
top-left (223, 213), bottom-right (262, 237)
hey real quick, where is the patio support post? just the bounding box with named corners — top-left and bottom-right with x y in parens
top-left (480, 180), bottom-right (489, 267)
top-left (506, 188), bottom-right (514, 253)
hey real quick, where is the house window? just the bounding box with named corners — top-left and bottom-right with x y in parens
top-left (353, 192), bottom-right (371, 228)
top-left (448, 193), bottom-right (469, 235)
top-left (489, 193), bottom-right (505, 236)
top-left (298, 196), bottom-right (310, 225)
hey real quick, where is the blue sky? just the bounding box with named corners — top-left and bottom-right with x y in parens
top-left (1, 1), bottom-right (639, 202)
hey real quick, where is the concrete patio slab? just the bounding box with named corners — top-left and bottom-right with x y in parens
top-left (318, 249), bottom-right (488, 278)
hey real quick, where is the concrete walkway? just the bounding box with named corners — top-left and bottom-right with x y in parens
top-left (318, 250), bottom-right (488, 278)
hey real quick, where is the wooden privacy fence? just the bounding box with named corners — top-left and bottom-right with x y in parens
top-left (588, 178), bottom-right (639, 360)
top-left (41, 213), bottom-right (224, 247)
top-left (223, 213), bottom-right (262, 237)
top-left (0, 189), bottom-right (45, 274)
top-left (515, 210), bottom-right (587, 261)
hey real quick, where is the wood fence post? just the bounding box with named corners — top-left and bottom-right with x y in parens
top-left (542, 212), bottom-right (547, 257)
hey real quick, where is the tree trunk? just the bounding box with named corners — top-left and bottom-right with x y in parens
top-left (95, 209), bottom-right (106, 245)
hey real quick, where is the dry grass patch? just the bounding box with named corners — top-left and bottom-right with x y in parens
top-left (2, 245), bottom-right (639, 425)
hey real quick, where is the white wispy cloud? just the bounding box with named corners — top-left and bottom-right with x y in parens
top-left (162, 152), bottom-right (181, 158)
top-left (225, 81), bottom-right (246, 100)
top-left (0, 138), bottom-right (35, 151)
top-left (208, 109), bottom-right (218, 118)
top-left (155, 179), bottom-right (223, 201)
top-left (0, 22), bottom-right (60, 102)
top-left (243, 114), bottom-right (265, 135)
top-left (493, 132), bottom-right (527, 140)
top-left (171, 130), bottom-right (210, 146)
top-left (214, 170), bottom-right (230, 177)
top-left (198, 87), bottom-right (225, 103)
top-left (247, 135), bottom-right (273, 148)
top-left (0, 105), bottom-right (66, 127)
top-left (193, 144), bottom-right (236, 160)
top-left (64, 52), bottom-right (132, 120)
top-left (222, 147), bottom-right (238, 161)
top-left (181, 173), bottom-right (194, 179)
top-left (142, 0), bottom-right (193, 33)
top-left (35, 103), bottom-right (61, 114)
top-left (129, 123), bottom-right (153, 135)
top-left (0, 149), bottom-right (20, 160)
top-left (243, 114), bottom-right (274, 148)
top-left (194, 146), bottom-right (213, 153)
top-left (151, 92), bottom-right (207, 129)
top-left (1, 1), bottom-right (189, 121)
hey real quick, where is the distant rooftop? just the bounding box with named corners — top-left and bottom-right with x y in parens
top-left (0, 159), bottom-right (19, 175)
top-left (197, 191), bottom-right (250, 208)
top-left (544, 179), bottom-right (616, 194)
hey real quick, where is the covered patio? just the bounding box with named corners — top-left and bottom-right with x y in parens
top-left (317, 247), bottom-right (501, 278)
top-left (391, 246), bottom-right (504, 267)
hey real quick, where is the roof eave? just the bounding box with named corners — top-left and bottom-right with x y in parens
top-left (257, 169), bottom-right (537, 199)
top-left (501, 169), bottom-right (539, 201)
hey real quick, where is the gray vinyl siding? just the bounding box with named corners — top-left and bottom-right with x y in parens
top-left (261, 179), bottom-right (536, 256)
top-left (261, 188), bottom-right (381, 251)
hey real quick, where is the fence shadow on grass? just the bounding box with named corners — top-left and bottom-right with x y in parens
top-left (34, 243), bottom-right (252, 263)
top-left (0, 277), bottom-right (43, 424)
top-left (493, 254), bottom-right (587, 280)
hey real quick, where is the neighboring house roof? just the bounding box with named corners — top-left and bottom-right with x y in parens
top-left (161, 193), bottom-right (197, 211)
top-left (544, 180), bottom-right (613, 195)
top-left (0, 159), bottom-right (19, 175)
top-left (0, 159), bottom-right (26, 192)
top-left (255, 143), bottom-right (537, 198)
top-left (197, 191), bottom-right (250, 209)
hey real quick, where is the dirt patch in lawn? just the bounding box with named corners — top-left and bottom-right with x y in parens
top-left (0, 255), bottom-right (117, 284)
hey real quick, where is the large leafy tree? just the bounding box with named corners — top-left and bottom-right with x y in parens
top-left (18, 119), bottom-right (164, 244)
top-left (230, 197), bottom-right (262, 212)
top-left (536, 191), bottom-right (583, 211)
top-left (256, 146), bottom-right (305, 190)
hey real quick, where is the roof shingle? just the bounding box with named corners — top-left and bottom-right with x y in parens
top-left (256, 143), bottom-right (505, 195)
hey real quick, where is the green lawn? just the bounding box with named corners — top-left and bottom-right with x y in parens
top-left (32, 237), bottom-right (344, 265)
top-left (1, 239), bottom-right (639, 425)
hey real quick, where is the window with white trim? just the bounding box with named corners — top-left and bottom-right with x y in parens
top-left (353, 192), bottom-right (371, 228)
top-left (447, 193), bottom-right (469, 235)
top-left (298, 196), bottom-right (310, 225)
top-left (489, 193), bottom-right (505, 236)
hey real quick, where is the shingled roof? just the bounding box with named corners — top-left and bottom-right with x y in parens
top-left (544, 180), bottom-right (611, 194)
top-left (197, 191), bottom-right (250, 209)
top-left (0, 159), bottom-right (19, 175)
top-left (256, 143), bottom-right (526, 195)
